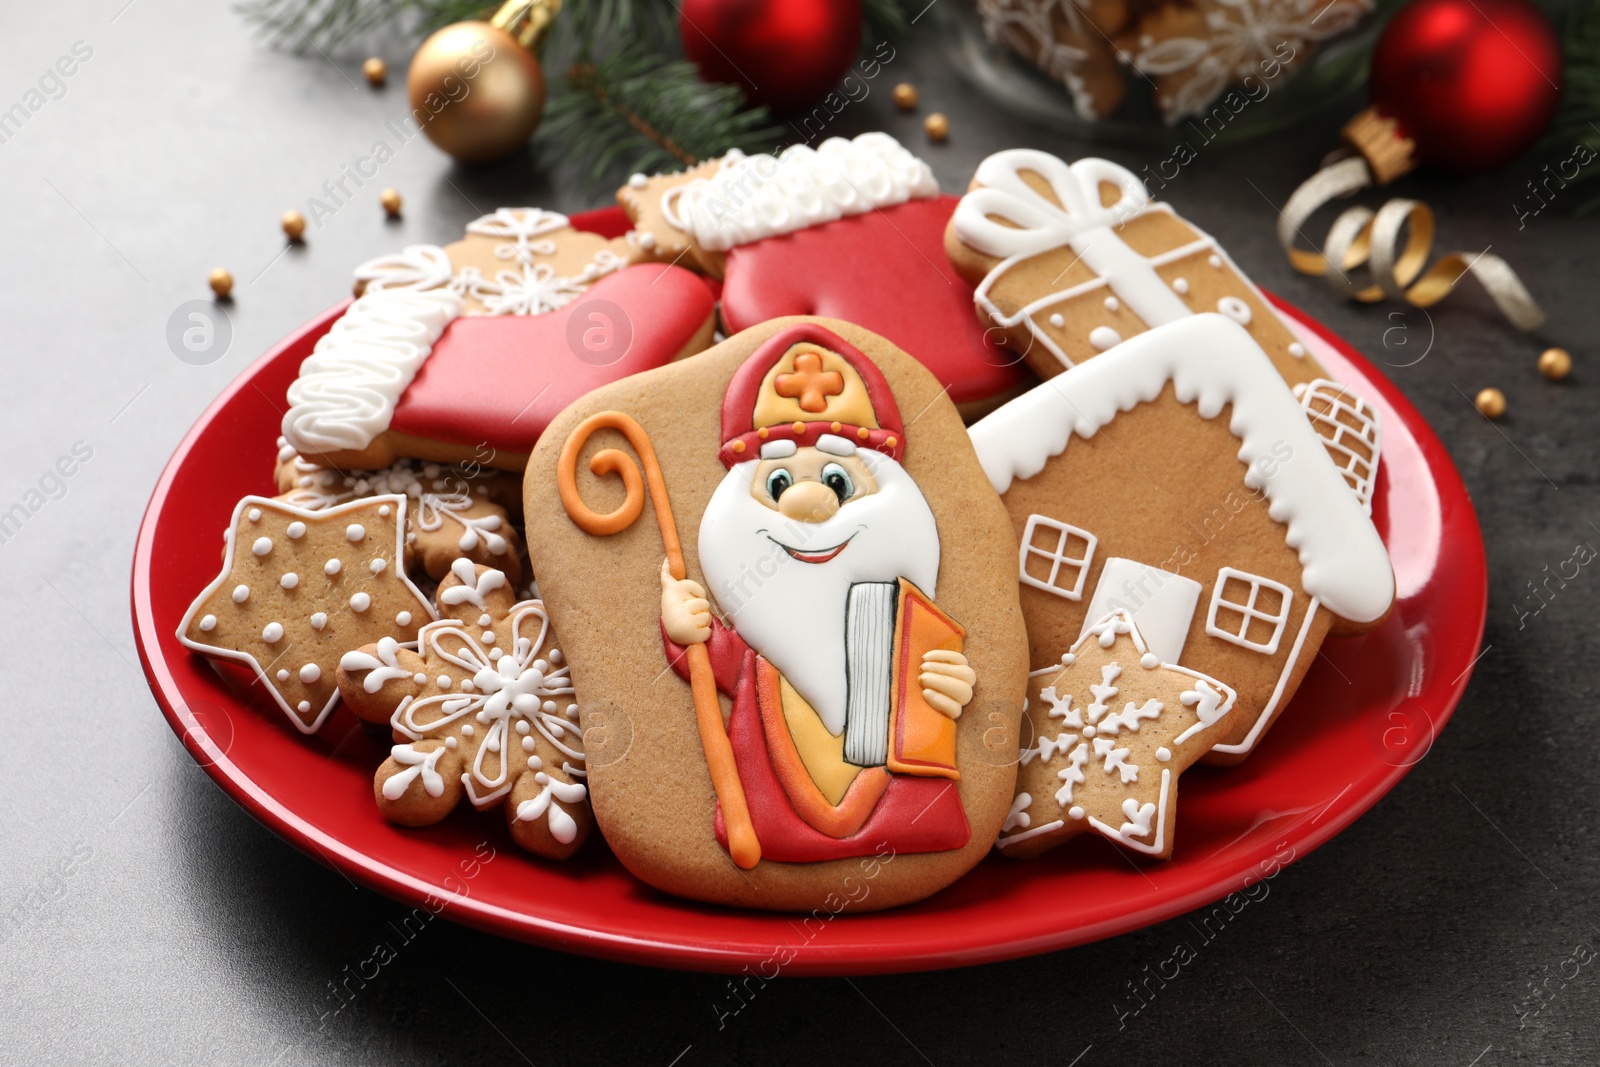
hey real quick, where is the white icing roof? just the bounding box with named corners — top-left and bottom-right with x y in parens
top-left (969, 315), bottom-right (1394, 623)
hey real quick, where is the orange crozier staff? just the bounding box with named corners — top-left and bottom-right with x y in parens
top-left (557, 411), bottom-right (762, 870)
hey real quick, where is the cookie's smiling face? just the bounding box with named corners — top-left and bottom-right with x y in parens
top-left (750, 446), bottom-right (879, 524)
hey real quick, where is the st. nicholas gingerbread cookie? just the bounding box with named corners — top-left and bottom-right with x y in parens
top-left (968, 314), bottom-right (1394, 764)
top-left (523, 317), bottom-right (1030, 911)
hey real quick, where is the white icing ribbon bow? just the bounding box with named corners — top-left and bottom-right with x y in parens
top-left (953, 150), bottom-right (1195, 354)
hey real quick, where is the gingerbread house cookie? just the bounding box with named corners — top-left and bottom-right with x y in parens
top-left (523, 318), bottom-right (1030, 911)
top-left (968, 314), bottom-right (1394, 764)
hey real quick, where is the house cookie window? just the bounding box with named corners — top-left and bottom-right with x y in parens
top-left (1205, 567), bottom-right (1293, 654)
top-left (1019, 515), bottom-right (1097, 600)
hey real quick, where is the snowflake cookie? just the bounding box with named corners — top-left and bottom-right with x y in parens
top-left (996, 612), bottom-right (1237, 859)
top-left (177, 494), bottom-right (436, 734)
top-left (336, 560), bottom-right (591, 860)
top-left (273, 440), bottom-right (523, 582)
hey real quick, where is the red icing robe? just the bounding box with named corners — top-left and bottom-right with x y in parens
top-left (663, 619), bottom-right (970, 863)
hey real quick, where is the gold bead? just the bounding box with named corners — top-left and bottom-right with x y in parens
top-left (924, 112), bottom-right (949, 143)
top-left (892, 83), bottom-right (918, 111)
top-left (363, 57), bottom-right (387, 87)
top-left (352, 278), bottom-right (367, 298)
top-left (209, 267), bottom-right (233, 299)
top-left (281, 210), bottom-right (306, 241)
top-left (379, 188), bottom-right (403, 218)
top-left (1538, 346), bottom-right (1571, 380)
top-left (1475, 387), bottom-right (1506, 419)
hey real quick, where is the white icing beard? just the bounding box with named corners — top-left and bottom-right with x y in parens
top-left (698, 451), bottom-right (941, 737)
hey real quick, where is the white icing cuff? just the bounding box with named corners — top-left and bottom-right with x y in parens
top-left (664, 133), bottom-right (938, 252)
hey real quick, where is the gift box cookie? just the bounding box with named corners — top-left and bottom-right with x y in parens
top-left (523, 318), bottom-right (1030, 911)
top-left (969, 314), bottom-right (1394, 764)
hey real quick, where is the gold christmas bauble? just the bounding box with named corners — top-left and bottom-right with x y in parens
top-left (1538, 346), bottom-right (1571, 380)
top-left (408, 22), bottom-right (545, 164)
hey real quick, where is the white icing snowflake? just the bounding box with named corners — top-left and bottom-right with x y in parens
top-left (1131, 0), bottom-right (1374, 122)
top-left (460, 251), bottom-right (626, 317)
top-left (353, 244), bottom-right (455, 294)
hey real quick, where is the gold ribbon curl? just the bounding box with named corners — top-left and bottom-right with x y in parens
top-left (1279, 156), bottom-right (1545, 331)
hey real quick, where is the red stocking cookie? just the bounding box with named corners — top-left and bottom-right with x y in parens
top-left (337, 560), bottom-right (592, 859)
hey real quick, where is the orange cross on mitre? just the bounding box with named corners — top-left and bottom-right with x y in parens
top-left (774, 348), bottom-right (846, 413)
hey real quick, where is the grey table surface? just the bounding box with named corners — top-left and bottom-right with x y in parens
top-left (4, 2), bottom-right (1597, 1065)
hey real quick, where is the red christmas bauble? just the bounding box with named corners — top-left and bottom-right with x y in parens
top-left (1369, 0), bottom-right (1562, 173)
top-left (680, 0), bottom-right (863, 112)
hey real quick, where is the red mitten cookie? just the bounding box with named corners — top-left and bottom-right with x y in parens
top-left (720, 197), bottom-right (1034, 419)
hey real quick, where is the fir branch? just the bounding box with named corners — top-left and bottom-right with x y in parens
top-left (862, 0), bottom-right (916, 50)
top-left (542, 46), bottom-right (781, 182)
top-left (236, 0), bottom-right (484, 52)
top-left (1538, 0), bottom-right (1600, 213)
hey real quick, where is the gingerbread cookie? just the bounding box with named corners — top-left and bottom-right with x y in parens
top-left (616, 156), bottom-right (726, 267)
top-left (272, 443), bottom-right (522, 582)
top-left (968, 314), bottom-right (1393, 764)
top-left (524, 318), bottom-right (1029, 911)
top-left (977, 0), bottom-right (1131, 119)
top-left (280, 263), bottom-right (716, 472)
top-left (337, 560), bottom-right (591, 860)
top-left (177, 494), bottom-right (436, 734)
top-left (997, 611), bottom-right (1237, 859)
top-left (947, 149), bottom-right (1325, 386)
top-left (275, 437), bottom-right (524, 516)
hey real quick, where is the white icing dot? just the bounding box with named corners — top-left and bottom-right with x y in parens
top-left (521, 735), bottom-right (536, 752)
top-left (1208, 254), bottom-right (1223, 268)
top-left (1088, 326), bottom-right (1122, 351)
top-left (477, 614), bottom-right (492, 628)
top-left (1156, 746), bottom-right (1173, 762)
top-left (325, 558), bottom-right (342, 576)
top-left (437, 675), bottom-right (452, 688)
top-left (639, 232), bottom-right (657, 250)
top-left (1082, 724), bottom-right (1097, 738)
top-left (248, 508), bottom-right (262, 522)
top-left (482, 631), bottom-right (495, 643)
top-left (349, 592), bottom-right (371, 612)
top-left (232, 584), bottom-right (250, 603)
top-left (251, 536), bottom-right (272, 557)
top-left (286, 521), bottom-right (306, 539)
top-left (345, 524), bottom-right (365, 542)
top-left (298, 700), bottom-right (311, 713)
top-left (396, 611), bottom-right (412, 626)
top-left (262, 622), bottom-right (284, 643)
top-left (1104, 296), bottom-right (1119, 312)
top-left (516, 719), bottom-right (531, 734)
top-left (541, 700), bottom-right (557, 714)
top-left (378, 505), bottom-right (391, 518)
top-left (1140, 653), bottom-right (1159, 669)
top-left (1048, 312), bottom-right (1066, 329)
top-left (310, 612), bottom-right (327, 630)
top-left (300, 664), bottom-right (322, 683)
top-left (460, 679), bottom-right (474, 693)
top-left (628, 172), bottom-right (648, 188)
top-left (1068, 805), bottom-right (1085, 820)
top-left (1217, 295), bottom-right (1253, 325)
top-left (280, 572), bottom-right (299, 590)
top-left (549, 649), bottom-right (563, 665)
top-left (277, 669), bottom-right (289, 682)
top-left (413, 672), bottom-right (428, 685)
top-left (461, 724), bottom-right (474, 737)
top-left (1288, 341), bottom-right (1307, 358)
top-left (369, 558), bottom-right (387, 575)
top-left (199, 614), bottom-right (217, 632)
top-left (1061, 653), bottom-right (1076, 666)
top-left (445, 736), bottom-right (458, 750)
top-left (1173, 277), bottom-right (1190, 295)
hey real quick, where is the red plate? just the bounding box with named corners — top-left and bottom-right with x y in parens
top-left (132, 208), bottom-right (1486, 975)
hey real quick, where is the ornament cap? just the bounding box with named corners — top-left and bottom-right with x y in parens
top-left (1341, 106), bottom-right (1418, 186)
top-left (491, 0), bottom-right (561, 50)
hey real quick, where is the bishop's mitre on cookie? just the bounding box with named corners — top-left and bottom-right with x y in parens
top-left (524, 317), bottom-right (1030, 911)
